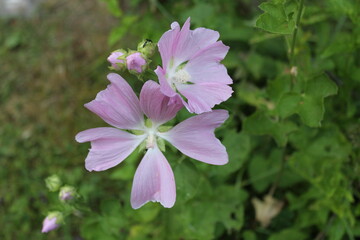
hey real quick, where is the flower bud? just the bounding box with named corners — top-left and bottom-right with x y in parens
top-left (137, 39), bottom-right (156, 58)
top-left (126, 52), bottom-right (147, 73)
top-left (45, 175), bottom-right (62, 192)
top-left (41, 212), bottom-right (63, 233)
top-left (107, 50), bottom-right (126, 70)
top-left (59, 185), bottom-right (77, 202)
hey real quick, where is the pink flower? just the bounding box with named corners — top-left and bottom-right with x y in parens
top-left (76, 73), bottom-right (229, 209)
top-left (41, 212), bottom-right (62, 233)
top-left (126, 52), bottom-right (146, 73)
top-left (155, 17), bottom-right (233, 114)
top-left (107, 50), bottom-right (125, 70)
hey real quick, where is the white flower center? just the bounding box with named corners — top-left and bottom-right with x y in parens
top-left (143, 120), bottom-right (159, 149)
top-left (146, 133), bottom-right (156, 149)
top-left (171, 69), bottom-right (191, 84)
top-left (141, 120), bottom-right (170, 151)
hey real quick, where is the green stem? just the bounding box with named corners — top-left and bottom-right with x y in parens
top-left (290, 0), bottom-right (305, 65)
top-left (268, 147), bottom-right (287, 196)
top-left (314, 215), bottom-right (336, 240)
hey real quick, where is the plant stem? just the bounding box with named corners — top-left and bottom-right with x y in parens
top-left (290, 0), bottom-right (305, 65)
top-left (314, 215), bottom-right (336, 240)
top-left (268, 147), bottom-right (287, 196)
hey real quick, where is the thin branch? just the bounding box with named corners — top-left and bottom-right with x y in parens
top-left (268, 148), bottom-right (287, 196)
top-left (290, 0), bottom-right (305, 65)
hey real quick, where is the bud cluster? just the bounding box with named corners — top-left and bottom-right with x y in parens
top-left (42, 175), bottom-right (80, 234)
top-left (107, 39), bottom-right (156, 75)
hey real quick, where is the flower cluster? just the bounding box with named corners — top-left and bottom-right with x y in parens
top-left (107, 39), bottom-right (156, 74)
top-left (77, 18), bottom-right (233, 209)
top-left (41, 175), bottom-right (79, 233)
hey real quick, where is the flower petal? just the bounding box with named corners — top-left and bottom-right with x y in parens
top-left (155, 66), bottom-right (177, 98)
top-left (140, 80), bottom-right (183, 125)
top-left (76, 127), bottom-right (145, 171)
top-left (174, 22), bottom-right (221, 64)
top-left (126, 52), bottom-right (146, 73)
top-left (157, 19), bottom-right (232, 114)
top-left (185, 41), bottom-right (232, 84)
top-left (158, 21), bottom-right (181, 69)
top-left (176, 83), bottom-right (233, 114)
top-left (41, 217), bottom-right (59, 233)
top-left (85, 73), bottom-right (144, 130)
top-left (158, 110), bottom-right (229, 165)
top-left (158, 17), bottom-right (221, 67)
top-left (131, 147), bottom-right (176, 209)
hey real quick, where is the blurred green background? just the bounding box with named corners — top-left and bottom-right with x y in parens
top-left (0, 0), bottom-right (359, 239)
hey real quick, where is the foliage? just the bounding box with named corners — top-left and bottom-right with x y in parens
top-left (0, 0), bottom-right (359, 239)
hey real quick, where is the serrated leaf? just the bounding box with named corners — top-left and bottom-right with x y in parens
top-left (244, 111), bottom-right (297, 146)
top-left (256, 0), bottom-right (297, 34)
top-left (277, 92), bottom-right (302, 118)
top-left (276, 74), bottom-right (338, 127)
top-left (288, 127), bottom-right (355, 224)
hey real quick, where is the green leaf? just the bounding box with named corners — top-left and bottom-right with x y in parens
top-left (328, 218), bottom-right (346, 240)
top-left (325, 0), bottom-right (359, 22)
top-left (174, 161), bottom-right (201, 202)
top-left (277, 92), bottom-right (303, 117)
top-left (243, 111), bottom-right (297, 146)
top-left (243, 230), bottom-right (257, 240)
top-left (321, 34), bottom-right (356, 59)
top-left (248, 149), bottom-right (282, 192)
top-left (216, 130), bottom-right (250, 178)
top-left (101, 0), bottom-right (122, 17)
top-left (267, 75), bottom-right (293, 103)
top-left (132, 203), bottom-right (161, 223)
top-left (269, 229), bottom-right (307, 240)
top-left (168, 201), bottom-right (216, 240)
top-left (256, 0), bottom-right (297, 34)
top-left (110, 150), bottom-right (141, 180)
top-left (288, 126), bottom-right (355, 224)
top-left (277, 74), bottom-right (338, 127)
top-left (81, 216), bottom-right (119, 240)
top-left (214, 186), bottom-right (248, 231)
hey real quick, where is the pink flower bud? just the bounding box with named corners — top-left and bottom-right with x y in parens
top-left (107, 51), bottom-right (125, 70)
top-left (126, 52), bottom-right (146, 73)
top-left (41, 212), bottom-right (62, 233)
top-left (59, 186), bottom-right (76, 202)
top-left (61, 191), bottom-right (72, 201)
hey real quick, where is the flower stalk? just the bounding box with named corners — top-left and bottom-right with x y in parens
top-left (290, 0), bottom-right (305, 65)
